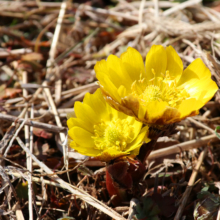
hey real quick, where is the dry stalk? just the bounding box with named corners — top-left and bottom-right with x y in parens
top-left (138, 0), bottom-right (146, 25)
top-left (81, 5), bottom-right (138, 21)
top-left (174, 147), bottom-right (208, 220)
top-left (42, 1), bottom-right (69, 183)
top-left (0, 113), bottom-right (67, 133)
top-left (188, 117), bottom-right (216, 134)
top-left (0, 48), bottom-right (32, 58)
top-left (162, 0), bottom-right (201, 16)
top-left (3, 120), bottom-right (27, 156)
top-left (148, 134), bottom-right (218, 160)
top-left (22, 70), bottom-right (33, 220)
top-left (15, 137), bottom-right (126, 220)
top-left (217, 201), bottom-right (220, 220)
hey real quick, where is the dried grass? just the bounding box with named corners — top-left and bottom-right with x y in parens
top-left (0, 0), bottom-right (220, 219)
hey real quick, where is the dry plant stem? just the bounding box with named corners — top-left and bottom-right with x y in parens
top-left (174, 147), bottom-right (208, 220)
top-left (0, 48), bottom-right (32, 58)
top-left (6, 171), bottom-right (64, 188)
top-left (138, 0), bottom-right (146, 25)
top-left (217, 197), bottom-right (220, 220)
top-left (148, 134), bottom-right (218, 160)
top-left (0, 126), bottom-right (16, 156)
top-left (15, 137), bottom-right (126, 220)
top-left (16, 208), bottom-right (25, 220)
top-left (43, 1), bottom-right (69, 180)
top-left (20, 83), bottom-right (53, 89)
top-left (14, 107), bottom-right (28, 121)
top-left (154, 0), bottom-right (159, 18)
top-left (34, 16), bottom-right (58, 53)
top-left (0, 166), bottom-right (25, 219)
top-left (0, 113), bottom-right (67, 133)
top-left (22, 71), bottom-right (33, 220)
top-left (131, 1), bottom-right (179, 8)
top-left (82, 5), bottom-right (138, 21)
top-left (1, 65), bottom-right (18, 81)
top-left (4, 120), bottom-right (27, 156)
top-left (55, 68), bottom-right (62, 105)
top-left (29, 105), bottom-right (34, 219)
top-left (60, 90), bottom-right (89, 108)
top-left (128, 198), bottom-right (139, 220)
top-left (188, 117), bottom-right (215, 134)
top-left (37, 167), bottom-right (46, 220)
top-left (218, 208), bottom-right (220, 220)
top-left (4, 81), bottom-right (98, 105)
top-left (61, 82), bottom-right (99, 96)
top-left (0, 107), bottom-right (28, 159)
top-left (163, 0), bottom-right (201, 16)
top-left (49, 2), bottom-right (66, 64)
top-left (8, 108), bottom-right (75, 117)
top-left (53, 0), bottom-right (66, 104)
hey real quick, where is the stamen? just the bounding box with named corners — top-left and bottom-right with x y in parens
top-left (92, 119), bottom-right (134, 151)
top-left (151, 68), bottom-right (156, 76)
top-left (131, 69), bottom-right (190, 108)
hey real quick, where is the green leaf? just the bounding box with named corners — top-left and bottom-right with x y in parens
top-left (201, 186), bottom-right (209, 192)
top-left (135, 197), bottom-right (160, 220)
top-left (215, 126), bottom-right (220, 139)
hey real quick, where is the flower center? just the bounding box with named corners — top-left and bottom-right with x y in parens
top-left (92, 119), bottom-right (134, 151)
top-left (132, 69), bottom-right (189, 107)
top-left (142, 85), bottom-right (162, 102)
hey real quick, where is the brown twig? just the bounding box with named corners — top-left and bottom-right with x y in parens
top-left (148, 134), bottom-right (218, 160)
top-left (0, 113), bottom-right (67, 133)
top-left (16, 137), bottom-right (126, 220)
top-left (174, 147), bottom-right (208, 220)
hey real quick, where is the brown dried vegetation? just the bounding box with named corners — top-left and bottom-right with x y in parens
top-left (0, 0), bottom-right (220, 219)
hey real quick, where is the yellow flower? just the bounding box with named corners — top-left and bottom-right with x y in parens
top-left (95, 45), bottom-right (218, 126)
top-left (67, 89), bottom-right (149, 162)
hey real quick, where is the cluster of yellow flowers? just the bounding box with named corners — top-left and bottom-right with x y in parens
top-left (67, 45), bottom-right (218, 162)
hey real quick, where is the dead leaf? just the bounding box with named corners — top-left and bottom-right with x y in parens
top-left (0, 84), bottom-right (22, 100)
top-left (33, 127), bottom-right (53, 139)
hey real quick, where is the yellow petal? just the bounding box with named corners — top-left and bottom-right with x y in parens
top-left (95, 60), bottom-right (121, 103)
top-left (185, 77), bottom-right (218, 104)
top-left (118, 85), bottom-right (128, 98)
top-left (141, 101), bottom-right (168, 123)
top-left (178, 98), bottom-right (203, 118)
top-left (98, 76), bottom-right (121, 103)
top-left (68, 127), bottom-right (95, 148)
top-left (130, 119), bottom-right (143, 142)
top-left (106, 54), bottom-right (133, 92)
top-left (69, 141), bottom-right (101, 157)
top-left (67, 117), bottom-right (76, 129)
top-left (102, 90), bottom-right (136, 117)
top-left (94, 59), bottom-right (107, 73)
top-left (200, 80), bottom-right (218, 104)
top-left (83, 89), bottom-right (110, 122)
top-left (97, 148), bottom-right (128, 162)
top-left (120, 47), bottom-right (146, 82)
top-left (145, 45), bottom-right (167, 80)
top-left (138, 103), bottom-right (146, 121)
top-left (67, 117), bottom-right (93, 133)
top-left (129, 126), bottom-right (150, 156)
top-left (166, 46), bottom-right (183, 80)
top-left (177, 58), bottom-right (211, 87)
top-left (74, 101), bottom-right (99, 125)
